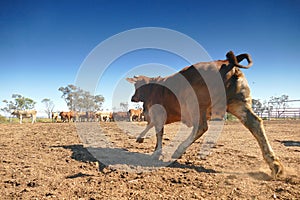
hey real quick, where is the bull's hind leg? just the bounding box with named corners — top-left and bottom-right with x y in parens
top-left (228, 102), bottom-right (284, 179)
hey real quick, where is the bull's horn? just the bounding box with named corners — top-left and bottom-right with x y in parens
top-left (126, 77), bottom-right (137, 83)
top-left (226, 51), bottom-right (253, 69)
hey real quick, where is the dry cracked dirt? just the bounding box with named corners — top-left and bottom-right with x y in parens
top-left (0, 120), bottom-right (299, 199)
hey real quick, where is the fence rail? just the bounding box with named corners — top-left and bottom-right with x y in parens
top-left (266, 108), bottom-right (300, 119)
top-left (256, 100), bottom-right (300, 120)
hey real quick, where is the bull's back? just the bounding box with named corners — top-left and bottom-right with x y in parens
top-left (156, 65), bottom-right (215, 125)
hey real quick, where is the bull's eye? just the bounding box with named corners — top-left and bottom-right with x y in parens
top-left (138, 94), bottom-right (143, 101)
top-left (135, 90), bottom-right (143, 100)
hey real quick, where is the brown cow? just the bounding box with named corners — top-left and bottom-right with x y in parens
top-left (59, 111), bottom-right (76, 122)
top-left (59, 111), bottom-right (68, 122)
top-left (127, 51), bottom-right (283, 178)
top-left (128, 108), bottom-right (143, 121)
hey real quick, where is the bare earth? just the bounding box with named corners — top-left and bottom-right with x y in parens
top-left (0, 120), bottom-right (299, 199)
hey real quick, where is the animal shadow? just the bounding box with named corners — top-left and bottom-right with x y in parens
top-left (275, 140), bottom-right (300, 147)
top-left (54, 144), bottom-right (216, 173)
top-left (52, 144), bottom-right (106, 171)
top-left (247, 171), bottom-right (272, 181)
top-left (66, 172), bottom-right (93, 179)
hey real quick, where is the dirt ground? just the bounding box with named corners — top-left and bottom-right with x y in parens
top-left (0, 120), bottom-right (299, 199)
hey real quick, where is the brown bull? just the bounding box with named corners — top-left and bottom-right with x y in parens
top-left (127, 51), bottom-right (283, 178)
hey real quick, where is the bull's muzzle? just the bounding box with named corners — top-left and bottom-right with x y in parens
top-left (131, 96), bottom-right (139, 102)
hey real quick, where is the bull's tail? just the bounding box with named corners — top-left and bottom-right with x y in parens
top-left (226, 51), bottom-right (253, 69)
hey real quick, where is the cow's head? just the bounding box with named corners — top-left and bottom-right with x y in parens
top-left (126, 76), bottom-right (151, 103)
top-left (11, 110), bottom-right (19, 115)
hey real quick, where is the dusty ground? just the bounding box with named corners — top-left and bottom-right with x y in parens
top-left (0, 120), bottom-right (299, 199)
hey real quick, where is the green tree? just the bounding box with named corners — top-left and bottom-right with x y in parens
top-left (58, 84), bottom-right (77, 110)
top-left (120, 102), bottom-right (128, 112)
top-left (94, 95), bottom-right (105, 110)
top-left (269, 95), bottom-right (289, 118)
top-left (58, 84), bottom-right (104, 111)
top-left (1, 94), bottom-right (36, 115)
top-left (252, 99), bottom-right (267, 117)
top-left (41, 98), bottom-right (55, 118)
top-left (252, 99), bottom-right (262, 116)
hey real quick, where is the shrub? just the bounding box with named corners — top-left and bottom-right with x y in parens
top-left (36, 118), bottom-right (52, 123)
top-left (225, 113), bottom-right (238, 121)
top-left (0, 115), bottom-right (7, 123)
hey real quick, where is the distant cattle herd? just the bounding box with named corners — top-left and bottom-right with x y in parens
top-left (10, 109), bottom-right (144, 124)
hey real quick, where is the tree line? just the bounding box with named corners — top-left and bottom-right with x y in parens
top-left (1, 84), bottom-right (104, 118)
top-left (0, 88), bottom-right (290, 119)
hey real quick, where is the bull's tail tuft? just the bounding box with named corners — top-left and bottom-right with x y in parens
top-left (226, 51), bottom-right (253, 69)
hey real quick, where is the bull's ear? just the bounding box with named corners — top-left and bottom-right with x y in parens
top-left (126, 77), bottom-right (137, 83)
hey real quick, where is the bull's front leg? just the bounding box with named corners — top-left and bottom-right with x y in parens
top-left (136, 122), bottom-right (154, 143)
top-left (154, 126), bottom-right (164, 151)
top-left (19, 115), bottom-right (22, 124)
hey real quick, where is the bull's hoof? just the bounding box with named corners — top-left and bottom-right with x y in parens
top-left (151, 150), bottom-right (162, 160)
top-left (271, 159), bottom-right (284, 179)
top-left (171, 149), bottom-right (183, 160)
top-left (136, 137), bottom-right (144, 143)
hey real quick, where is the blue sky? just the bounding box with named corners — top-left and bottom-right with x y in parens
top-left (1, 0), bottom-right (299, 116)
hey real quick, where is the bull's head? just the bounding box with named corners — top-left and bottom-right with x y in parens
top-left (126, 76), bottom-right (150, 103)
